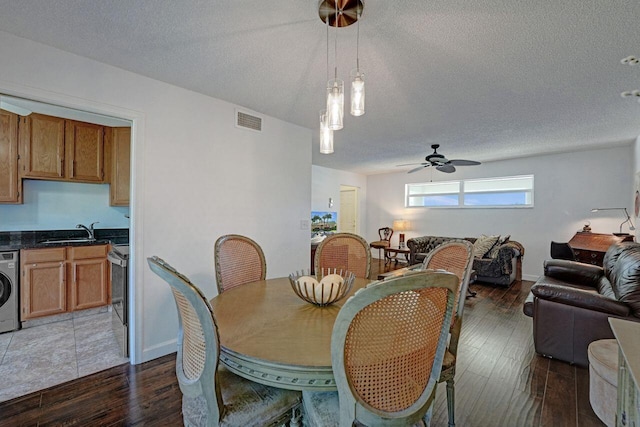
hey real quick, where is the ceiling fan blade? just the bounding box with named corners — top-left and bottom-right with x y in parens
top-left (449, 159), bottom-right (481, 166)
top-left (408, 165), bottom-right (427, 174)
top-left (397, 162), bottom-right (426, 167)
top-left (436, 164), bottom-right (456, 173)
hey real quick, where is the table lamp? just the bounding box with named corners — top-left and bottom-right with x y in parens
top-left (392, 219), bottom-right (410, 248)
top-left (591, 208), bottom-right (636, 235)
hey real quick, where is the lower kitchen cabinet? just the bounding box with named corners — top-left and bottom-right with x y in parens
top-left (20, 245), bottom-right (110, 321)
top-left (69, 245), bottom-right (110, 311)
top-left (21, 247), bottom-right (67, 320)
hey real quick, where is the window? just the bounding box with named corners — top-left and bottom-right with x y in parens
top-left (405, 175), bottom-right (534, 208)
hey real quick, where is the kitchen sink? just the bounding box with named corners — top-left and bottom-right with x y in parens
top-left (38, 238), bottom-right (98, 245)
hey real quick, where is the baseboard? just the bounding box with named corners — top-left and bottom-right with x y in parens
top-left (522, 274), bottom-right (540, 282)
top-left (141, 338), bottom-right (177, 363)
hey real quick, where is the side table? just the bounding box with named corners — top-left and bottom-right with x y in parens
top-left (384, 246), bottom-right (410, 266)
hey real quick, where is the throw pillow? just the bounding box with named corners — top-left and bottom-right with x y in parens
top-left (487, 234), bottom-right (511, 258)
top-left (473, 234), bottom-right (500, 258)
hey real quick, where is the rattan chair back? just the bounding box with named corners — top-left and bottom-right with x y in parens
top-left (422, 239), bottom-right (474, 322)
top-left (420, 239), bottom-right (474, 427)
top-left (148, 256), bottom-right (301, 427)
top-left (147, 256), bottom-right (224, 423)
top-left (331, 270), bottom-right (457, 426)
top-left (214, 234), bottom-right (266, 294)
top-left (315, 232), bottom-right (371, 279)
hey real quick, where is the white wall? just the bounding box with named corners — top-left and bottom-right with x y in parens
top-left (0, 180), bottom-right (129, 231)
top-left (312, 165), bottom-right (367, 235)
top-left (366, 145), bottom-right (634, 280)
top-left (0, 31), bottom-right (312, 362)
top-left (634, 136), bottom-right (640, 241)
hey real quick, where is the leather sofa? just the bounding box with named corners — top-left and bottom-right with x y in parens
top-left (406, 235), bottom-right (524, 286)
top-left (523, 242), bottom-right (640, 366)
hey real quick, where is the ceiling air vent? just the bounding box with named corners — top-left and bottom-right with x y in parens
top-left (235, 109), bottom-right (262, 132)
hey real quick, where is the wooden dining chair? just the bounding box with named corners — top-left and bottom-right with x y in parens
top-left (147, 256), bottom-right (301, 427)
top-left (314, 232), bottom-right (371, 279)
top-left (214, 234), bottom-right (266, 294)
top-left (369, 227), bottom-right (394, 260)
top-left (301, 270), bottom-right (458, 426)
top-left (421, 240), bottom-right (474, 427)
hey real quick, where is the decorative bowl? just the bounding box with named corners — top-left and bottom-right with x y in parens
top-left (288, 268), bottom-right (355, 306)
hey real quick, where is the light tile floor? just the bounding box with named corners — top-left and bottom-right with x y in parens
top-left (0, 309), bottom-right (129, 402)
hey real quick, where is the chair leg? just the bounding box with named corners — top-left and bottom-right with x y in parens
top-left (289, 405), bottom-right (301, 427)
top-left (446, 378), bottom-right (455, 427)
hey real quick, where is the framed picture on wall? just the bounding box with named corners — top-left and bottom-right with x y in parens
top-left (311, 211), bottom-right (337, 236)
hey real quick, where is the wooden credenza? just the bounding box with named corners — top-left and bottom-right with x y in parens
top-left (568, 232), bottom-right (634, 266)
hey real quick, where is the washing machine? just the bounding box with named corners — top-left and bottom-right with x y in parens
top-left (0, 251), bottom-right (19, 333)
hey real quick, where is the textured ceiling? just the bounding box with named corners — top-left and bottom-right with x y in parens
top-left (0, 0), bottom-right (639, 175)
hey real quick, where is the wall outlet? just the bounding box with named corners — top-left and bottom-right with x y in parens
top-left (300, 220), bottom-right (310, 230)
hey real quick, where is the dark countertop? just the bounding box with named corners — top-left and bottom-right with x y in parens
top-left (0, 228), bottom-right (129, 252)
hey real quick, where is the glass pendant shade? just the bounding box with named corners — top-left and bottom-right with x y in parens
top-left (326, 78), bottom-right (344, 130)
top-left (319, 110), bottom-right (334, 154)
top-left (350, 69), bottom-right (365, 116)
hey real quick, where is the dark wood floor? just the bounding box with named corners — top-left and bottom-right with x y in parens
top-left (0, 259), bottom-right (605, 426)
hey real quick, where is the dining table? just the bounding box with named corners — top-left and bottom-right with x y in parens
top-left (209, 276), bottom-right (371, 392)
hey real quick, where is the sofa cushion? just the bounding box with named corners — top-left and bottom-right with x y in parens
top-left (603, 242), bottom-right (636, 278)
top-left (608, 244), bottom-right (640, 317)
top-left (473, 234), bottom-right (499, 258)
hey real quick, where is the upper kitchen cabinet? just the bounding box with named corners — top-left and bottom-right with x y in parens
top-left (65, 120), bottom-right (105, 182)
top-left (19, 113), bottom-right (106, 183)
top-left (0, 109), bottom-right (22, 203)
top-left (106, 127), bottom-right (130, 206)
top-left (19, 113), bottom-right (65, 179)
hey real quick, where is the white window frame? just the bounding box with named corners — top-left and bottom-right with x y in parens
top-left (405, 174), bottom-right (534, 208)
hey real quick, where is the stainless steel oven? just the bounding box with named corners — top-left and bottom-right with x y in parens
top-left (108, 244), bottom-right (129, 357)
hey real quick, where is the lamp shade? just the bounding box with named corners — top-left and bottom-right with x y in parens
top-left (392, 219), bottom-right (410, 232)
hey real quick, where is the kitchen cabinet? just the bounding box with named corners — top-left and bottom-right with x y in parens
top-left (0, 109), bottom-right (22, 203)
top-left (20, 247), bottom-right (67, 320)
top-left (69, 245), bottom-right (110, 310)
top-left (20, 244), bottom-right (110, 321)
top-left (65, 120), bottom-right (105, 182)
top-left (19, 113), bottom-right (66, 179)
top-left (107, 127), bottom-right (131, 206)
top-left (19, 113), bottom-right (105, 183)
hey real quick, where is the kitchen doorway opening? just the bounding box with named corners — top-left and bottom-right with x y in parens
top-left (0, 93), bottom-right (138, 402)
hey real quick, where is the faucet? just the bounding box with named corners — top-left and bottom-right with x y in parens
top-left (76, 222), bottom-right (99, 240)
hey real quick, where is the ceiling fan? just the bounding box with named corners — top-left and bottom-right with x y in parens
top-left (398, 144), bottom-right (481, 174)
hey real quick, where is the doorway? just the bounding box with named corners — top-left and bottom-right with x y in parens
top-left (339, 185), bottom-right (359, 234)
top-left (0, 93), bottom-right (136, 401)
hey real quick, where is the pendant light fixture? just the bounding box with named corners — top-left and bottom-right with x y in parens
top-left (317, 0), bottom-right (364, 152)
top-left (319, 109), bottom-right (334, 154)
top-left (350, 3), bottom-right (365, 116)
top-left (326, 1), bottom-right (344, 130)
top-left (319, 9), bottom-right (334, 154)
